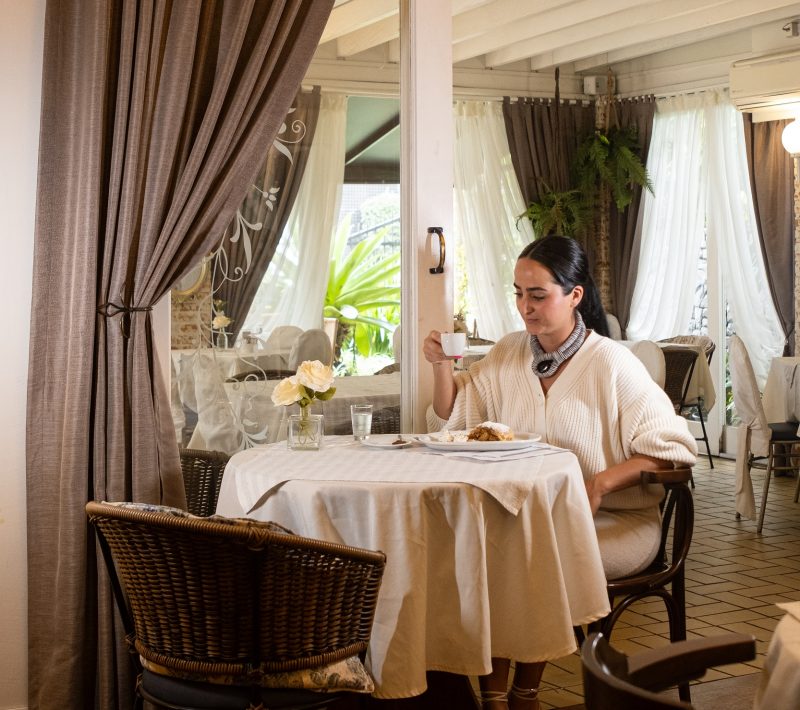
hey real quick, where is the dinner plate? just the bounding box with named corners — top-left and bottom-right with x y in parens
top-left (359, 434), bottom-right (414, 449)
top-left (415, 432), bottom-right (541, 452)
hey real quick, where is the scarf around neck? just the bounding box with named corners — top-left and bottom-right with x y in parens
top-left (529, 310), bottom-right (586, 379)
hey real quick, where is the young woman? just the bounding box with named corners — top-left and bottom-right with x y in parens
top-left (423, 236), bottom-right (697, 709)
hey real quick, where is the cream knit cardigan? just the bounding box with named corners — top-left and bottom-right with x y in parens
top-left (427, 331), bottom-right (698, 511)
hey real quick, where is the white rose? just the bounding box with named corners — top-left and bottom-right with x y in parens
top-left (295, 360), bottom-right (334, 393)
top-left (271, 376), bottom-right (302, 407)
top-left (212, 314), bottom-right (232, 329)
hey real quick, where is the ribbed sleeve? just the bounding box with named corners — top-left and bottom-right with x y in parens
top-left (426, 331), bottom-right (698, 512)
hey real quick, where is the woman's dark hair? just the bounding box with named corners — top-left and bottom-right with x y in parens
top-left (518, 236), bottom-right (610, 337)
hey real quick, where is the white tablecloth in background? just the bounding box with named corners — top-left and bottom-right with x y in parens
top-left (754, 601), bottom-right (800, 710)
top-left (216, 439), bottom-right (610, 699)
top-left (762, 357), bottom-right (800, 425)
top-left (188, 373), bottom-right (401, 453)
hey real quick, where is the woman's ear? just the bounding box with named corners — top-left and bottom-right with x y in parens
top-left (571, 284), bottom-right (584, 308)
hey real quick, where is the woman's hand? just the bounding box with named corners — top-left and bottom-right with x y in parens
top-left (585, 474), bottom-right (604, 516)
top-left (423, 330), bottom-right (451, 364)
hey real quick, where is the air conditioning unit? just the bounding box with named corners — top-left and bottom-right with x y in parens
top-left (730, 50), bottom-right (800, 120)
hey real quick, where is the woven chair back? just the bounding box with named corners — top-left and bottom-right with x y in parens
top-left (86, 501), bottom-right (386, 680)
top-left (659, 335), bottom-right (715, 364)
top-left (660, 347), bottom-right (698, 410)
top-left (179, 448), bottom-right (230, 517)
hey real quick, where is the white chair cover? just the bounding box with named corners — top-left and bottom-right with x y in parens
top-left (729, 335), bottom-right (771, 519)
top-left (265, 325), bottom-right (303, 351)
top-left (288, 329), bottom-right (333, 370)
top-left (628, 340), bottom-right (666, 388)
top-left (606, 313), bottom-right (623, 340)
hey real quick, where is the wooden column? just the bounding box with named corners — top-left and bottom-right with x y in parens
top-left (593, 96), bottom-right (614, 314)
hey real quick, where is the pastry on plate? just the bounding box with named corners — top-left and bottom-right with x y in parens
top-left (467, 421), bottom-right (514, 442)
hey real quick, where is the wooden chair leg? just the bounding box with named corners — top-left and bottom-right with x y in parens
top-left (696, 404), bottom-right (713, 469)
top-left (757, 447), bottom-right (775, 534)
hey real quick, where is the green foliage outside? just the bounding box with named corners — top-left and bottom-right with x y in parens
top-left (323, 216), bottom-right (400, 373)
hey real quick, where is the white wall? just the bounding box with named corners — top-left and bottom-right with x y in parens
top-left (0, 0), bottom-right (45, 707)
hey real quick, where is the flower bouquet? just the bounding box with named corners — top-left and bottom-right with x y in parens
top-left (271, 360), bottom-right (336, 450)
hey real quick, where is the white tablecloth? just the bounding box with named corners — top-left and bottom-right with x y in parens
top-left (188, 373), bottom-right (401, 454)
top-left (754, 601), bottom-right (800, 710)
top-left (216, 438), bottom-right (610, 699)
top-left (762, 357), bottom-right (800, 425)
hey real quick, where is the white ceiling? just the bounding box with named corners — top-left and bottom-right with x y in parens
top-left (314, 0), bottom-right (800, 98)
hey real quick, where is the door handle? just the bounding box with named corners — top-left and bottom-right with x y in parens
top-left (428, 227), bottom-right (445, 274)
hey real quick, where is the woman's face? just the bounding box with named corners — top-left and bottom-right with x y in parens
top-left (513, 258), bottom-right (583, 347)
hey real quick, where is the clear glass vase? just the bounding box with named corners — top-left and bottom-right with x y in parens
top-left (287, 410), bottom-right (324, 450)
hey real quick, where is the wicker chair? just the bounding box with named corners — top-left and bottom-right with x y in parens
top-left (86, 501), bottom-right (386, 710)
top-left (578, 468), bottom-right (695, 702)
top-left (582, 631), bottom-right (755, 710)
top-left (661, 346), bottom-right (712, 471)
top-left (659, 335), bottom-right (715, 365)
top-left (179, 448), bottom-right (230, 517)
top-left (227, 368), bottom-right (288, 382)
top-left (372, 405), bottom-right (401, 434)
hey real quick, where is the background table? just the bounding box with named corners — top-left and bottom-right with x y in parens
top-left (187, 372), bottom-right (401, 454)
top-left (754, 601), bottom-right (800, 709)
top-left (216, 439), bottom-right (610, 699)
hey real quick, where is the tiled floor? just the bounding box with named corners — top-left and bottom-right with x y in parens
top-left (532, 456), bottom-right (800, 709)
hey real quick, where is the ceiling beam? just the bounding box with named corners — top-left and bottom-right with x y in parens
top-left (486, 0), bottom-right (799, 68)
top-left (335, 0), bottom-right (497, 58)
top-left (452, 0), bottom-right (575, 44)
top-left (453, 0), bottom-right (666, 63)
top-left (516, 0), bottom-right (800, 70)
top-left (345, 114), bottom-right (401, 166)
top-left (320, 0), bottom-right (398, 44)
top-left (573, 7), bottom-right (800, 71)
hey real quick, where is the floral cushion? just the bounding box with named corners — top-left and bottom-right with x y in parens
top-left (101, 502), bottom-right (293, 534)
top-left (140, 655), bottom-right (375, 693)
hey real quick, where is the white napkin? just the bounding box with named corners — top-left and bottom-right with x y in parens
top-left (777, 601), bottom-right (800, 623)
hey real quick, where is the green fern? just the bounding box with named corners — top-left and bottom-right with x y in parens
top-left (574, 126), bottom-right (653, 211)
top-left (517, 183), bottom-right (588, 238)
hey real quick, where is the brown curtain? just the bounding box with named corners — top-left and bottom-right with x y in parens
top-left (608, 96), bottom-right (656, 332)
top-left (26, 2), bottom-right (333, 709)
top-left (502, 96), bottom-right (595, 204)
top-left (218, 86), bottom-right (322, 339)
top-left (742, 113), bottom-right (795, 355)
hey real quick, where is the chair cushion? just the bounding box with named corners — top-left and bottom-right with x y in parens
top-left (141, 669), bottom-right (340, 709)
top-left (101, 501), bottom-right (293, 534)
top-left (769, 422), bottom-right (800, 442)
top-left (141, 654), bottom-right (375, 694)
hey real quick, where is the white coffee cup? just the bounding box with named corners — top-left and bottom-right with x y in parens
top-left (441, 332), bottom-right (467, 358)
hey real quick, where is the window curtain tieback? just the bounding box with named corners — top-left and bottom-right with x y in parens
top-left (97, 298), bottom-right (153, 337)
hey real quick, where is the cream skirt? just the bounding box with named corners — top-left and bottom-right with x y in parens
top-left (594, 506), bottom-right (662, 580)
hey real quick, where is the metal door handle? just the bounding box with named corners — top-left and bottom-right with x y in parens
top-left (428, 227), bottom-right (445, 274)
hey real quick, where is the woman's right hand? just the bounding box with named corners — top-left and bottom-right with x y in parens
top-left (423, 330), bottom-right (451, 364)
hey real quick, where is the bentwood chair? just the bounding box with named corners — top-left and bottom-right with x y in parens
top-left (86, 501), bottom-right (386, 710)
top-left (581, 632), bottom-right (756, 710)
top-left (577, 468), bottom-right (695, 702)
top-left (179, 448), bottom-right (230, 517)
top-left (729, 335), bottom-right (800, 533)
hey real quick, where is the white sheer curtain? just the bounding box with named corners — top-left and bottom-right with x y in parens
top-left (627, 94), bottom-right (707, 341)
top-left (706, 100), bottom-right (783, 385)
top-left (243, 93), bottom-right (348, 337)
top-left (453, 100), bottom-right (533, 340)
top-left (627, 91), bottom-right (782, 385)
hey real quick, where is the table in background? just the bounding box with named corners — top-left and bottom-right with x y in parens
top-left (216, 439), bottom-right (610, 700)
top-left (188, 372), bottom-right (401, 454)
top-left (754, 601), bottom-right (800, 709)
top-left (762, 357), bottom-right (800, 424)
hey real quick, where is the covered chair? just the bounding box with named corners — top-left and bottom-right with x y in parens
top-left (265, 324), bottom-right (303, 351)
top-left (628, 340), bottom-right (666, 388)
top-left (86, 501), bottom-right (386, 710)
top-left (729, 335), bottom-right (800, 532)
top-left (581, 631), bottom-right (756, 710)
top-left (606, 313), bottom-right (623, 340)
top-left (288, 328), bottom-right (334, 370)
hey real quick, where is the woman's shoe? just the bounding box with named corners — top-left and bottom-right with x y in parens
top-left (509, 684), bottom-right (539, 709)
top-left (474, 689), bottom-right (509, 709)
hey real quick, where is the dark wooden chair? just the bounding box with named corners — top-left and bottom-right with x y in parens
top-left (179, 448), bottom-right (230, 517)
top-left (86, 501), bottom-right (386, 710)
top-left (661, 346), bottom-right (712, 471)
top-left (577, 468), bottom-right (694, 701)
top-left (581, 631), bottom-right (756, 710)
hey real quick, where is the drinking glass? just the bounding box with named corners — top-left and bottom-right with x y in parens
top-left (351, 404), bottom-right (373, 441)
